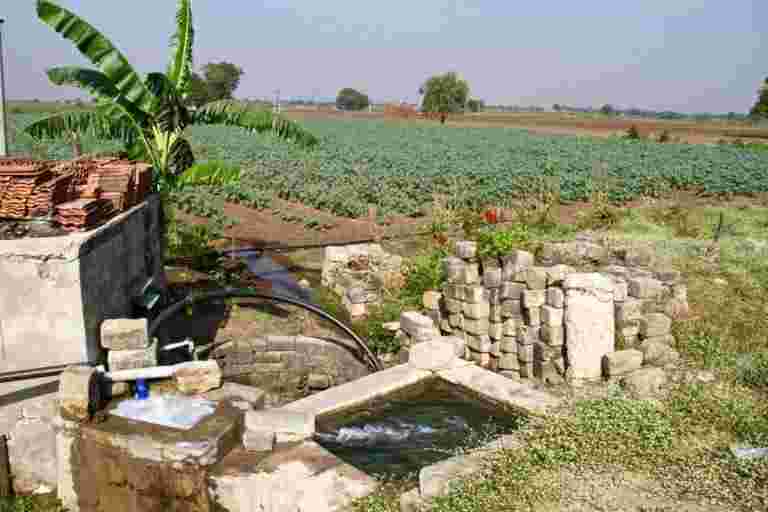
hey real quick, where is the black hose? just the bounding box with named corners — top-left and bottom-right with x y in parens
top-left (148, 288), bottom-right (384, 372)
top-left (0, 362), bottom-right (95, 384)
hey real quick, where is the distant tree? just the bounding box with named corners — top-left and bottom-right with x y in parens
top-left (187, 72), bottom-right (210, 108)
top-left (335, 88), bottom-right (370, 111)
top-left (750, 78), bottom-right (768, 120)
top-left (202, 62), bottom-right (244, 102)
top-left (601, 104), bottom-right (615, 116)
top-left (553, 103), bottom-right (561, 112)
top-left (421, 72), bottom-right (470, 124)
top-left (466, 98), bottom-right (485, 113)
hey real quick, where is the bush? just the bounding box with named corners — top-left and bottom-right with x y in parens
top-left (476, 224), bottom-right (530, 260)
top-left (626, 125), bottom-right (642, 140)
top-left (401, 248), bottom-right (448, 308)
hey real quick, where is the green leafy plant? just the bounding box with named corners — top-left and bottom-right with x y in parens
top-left (401, 248), bottom-right (449, 308)
top-left (26, 0), bottom-right (316, 191)
top-left (175, 160), bottom-right (241, 188)
top-left (476, 224), bottom-right (530, 260)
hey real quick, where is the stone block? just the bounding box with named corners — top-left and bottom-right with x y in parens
top-left (519, 361), bottom-right (534, 378)
top-left (463, 301), bottom-right (490, 319)
top-left (444, 257), bottom-right (465, 283)
top-left (205, 383), bottom-right (266, 409)
top-left (59, 366), bottom-right (100, 421)
top-left (628, 277), bottom-right (665, 300)
top-left (101, 318), bottom-right (150, 350)
top-left (525, 267), bottom-right (548, 290)
top-left (517, 344), bottom-right (534, 363)
top-left (490, 341), bottom-right (502, 357)
top-left (524, 307), bottom-right (541, 326)
top-left (545, 265), bottom-right (574, 286)
top-left (324, 246), bottom-right (349, 262)
top-left (488, 322), bottom-right (503, 341)
top-left (448, 313), bottom-right (462, 328)
top-left (243, 429), bottom-right (276, 452)
top-left (246, 409), bottom-right (315, 443)
top-left (346, 286), bottom-right (375, 304)
top-left (423, 291), bottom-right (443, 311)
top-left (463, 285), bottom-right (487, 304)
top-left (487, 288), bottom-right (502, 305)
top-left (400, 312), bottom-right (436, 337)
top-left (656, 269), bottom-right (682, 283)
top-left (174, 361), bottom-right (222, 394)
top-left (503, 317), bottom-right (521, 336)
top-left (639, 313), bottom-right (672, 338)
top-left (460, 264), bottom-right (480, 284)
top-left (541, 325), bottom-right (564, 347)
top-left (444, 298), bottom-right (462, 314)
top-left (455, 241), bottom-right (478, 260)
top-left (499, 354), bottom-right (520, 371)
top-left (602, 350), bottom-right (643, 378)
top-left (533, 342), bottom-right (555, 362)
top-left (483, 268), bottom-right (503, 288)
top-left (444, 284), bottom-right (464, 300)
top-left (517, 325), bottom-right (540, 345)
top-left (546, 287), bottom-right (565, 308)
top-left (638, 338), bottom-right (675, 365)
top-left (621, 367), bottom-right (667, 398)
top-left (409, 340), bottom-right (458, 371)
top-left (107, 339), bottom-right (158, 372)
top-left (499, 370), bottom-right (520, 380)
top-left (611, 278), bottom-right (629, 302)
top-left (553, 357), bottom-right (567, 376)
top-left (308, 373), bottom-right (332, 390)
top-left (500, 282), bottom-right (526, 300)
top-left (464, 317), bottom-right (490, 336)
top-left (620, 325), bottom-right (641, 344)
top-left (523, 289), bottom-right (546, 308)
top-left (615, 299), bottom-right (645, 327)
top-left (541, 305), bottom-right (564, 327)
top-left (501, 299), bottom-right (523, 319)
top-left (489, 303), bottom-right (502, 322)
top-left (564, 273), bottom-right (615, 381)
top-left (500, 337), bottom-right (518, 354)
top-left (440, 318), bottom-right (452, 333)
top-left (467, 335), bottom-right (492, 353)
top-left (539, 361), bottom-right (566, 385)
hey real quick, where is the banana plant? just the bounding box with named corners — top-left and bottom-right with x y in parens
top-left (25, 0), bottom-right (318, 191)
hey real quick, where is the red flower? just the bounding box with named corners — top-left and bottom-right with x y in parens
top-left (484, 209), bottom-right (498, 224)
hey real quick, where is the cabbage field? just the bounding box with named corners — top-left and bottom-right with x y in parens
top-left (9, 114), bottom-right (768, 219)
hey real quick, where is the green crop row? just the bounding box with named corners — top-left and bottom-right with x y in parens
top-left (9, 114), bottom-right (768, 219)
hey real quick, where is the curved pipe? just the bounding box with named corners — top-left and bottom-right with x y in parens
top-left (148, 288), bottom-right (384, 372)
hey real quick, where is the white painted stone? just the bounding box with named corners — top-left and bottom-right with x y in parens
top-left (564, 273), bottom-right (615, 381)
top-left (174, 360), bottom-right (222, 394)
top-left (246, 409), bottom-right (315, 440)
top-left (441, 336), bottom-right (467, 358)
top-left (408, 340), bottom-right (457, 371)
top-left (243, 429), bottom-right (276, 452)
top-left (400, 312), bottom-right (435, 337)
top-left (437, 365), bottom-right (562, 416)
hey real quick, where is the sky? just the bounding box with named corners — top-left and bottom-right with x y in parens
top-left (1, 0), bottom-right (766, 113)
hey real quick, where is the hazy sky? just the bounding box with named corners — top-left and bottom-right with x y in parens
top-left (2, 0), bottom-right (766, 113)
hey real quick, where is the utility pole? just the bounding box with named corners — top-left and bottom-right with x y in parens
top-left (0, 19), bottom-right (8, 157)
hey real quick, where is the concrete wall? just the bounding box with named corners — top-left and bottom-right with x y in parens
top-left (0, 195), bottom-right (165, 372)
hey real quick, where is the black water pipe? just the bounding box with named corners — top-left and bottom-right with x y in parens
top-left (148, 288), bottom-right (384, 372)
top-left (0, 362), bottom-right (95, 384)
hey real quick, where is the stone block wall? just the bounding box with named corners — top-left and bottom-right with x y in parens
top-left (321, 243), bottom-right (404, 318)
top-left (424, 241), bottom-right (687, 384)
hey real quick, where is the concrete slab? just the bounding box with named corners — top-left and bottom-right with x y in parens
top-left (437, 365), bottom-right (562, 416)
top-left (210, 442), bottom-right (377, 512)
top-left (282, 364), bottom-right (431, 418)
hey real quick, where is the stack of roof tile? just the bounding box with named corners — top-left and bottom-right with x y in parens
top-left (55, 198), bottom-right (115, 231)
top-left (27, 173), bottom-right (75, 217)
top-left (0, 160), bottom-right (54, 218)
